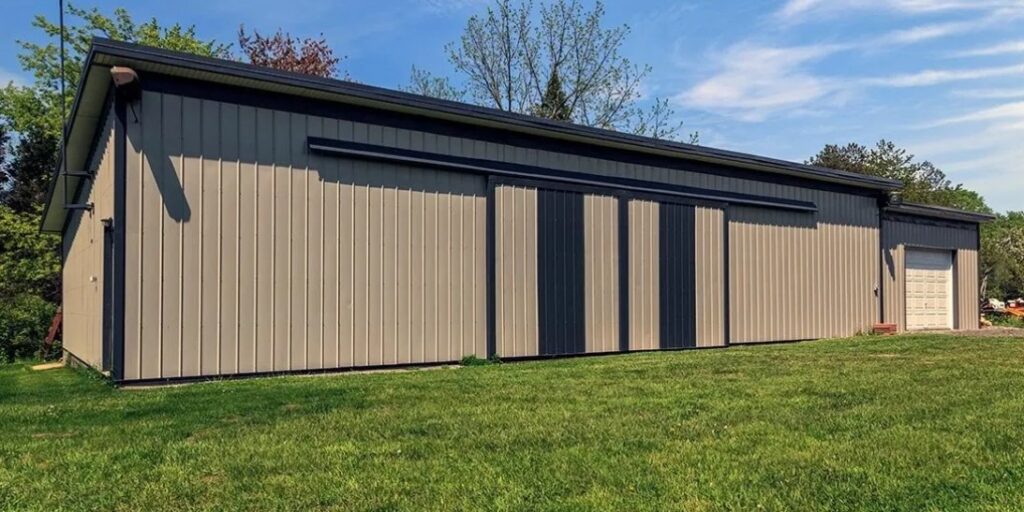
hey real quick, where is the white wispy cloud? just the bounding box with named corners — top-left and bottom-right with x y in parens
top-left (921, 100), bottom-right (1024, 127)
top-left (676, 43), bottom-right (848, 121)
top-left (776, 0), bottom-right (1024, 21)
top-left (872, 16), bottom-right (1003, 45)
top-left (954, 39), bottom-right (1024, 57)
top-left (862, 64), bottom-right (1024, 87)
top-left (419, 0), bottom-right (489, 14)
top-left (952, 87), bottom-right (1024, 99)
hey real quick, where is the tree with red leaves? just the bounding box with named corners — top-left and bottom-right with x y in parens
top-left (238, 26), bottom-right (345, 79)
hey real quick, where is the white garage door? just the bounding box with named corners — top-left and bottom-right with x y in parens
top-left (905, 249), bottom-right (953, 330)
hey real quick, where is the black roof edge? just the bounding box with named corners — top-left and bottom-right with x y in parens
top-left (885, 202), bottom-right (996, 224)
top-left (86, 38), bottom-right (902, 192)
top-left (39, 47), bottom-right (100, 232)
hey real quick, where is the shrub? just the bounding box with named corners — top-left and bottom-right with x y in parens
top-left (0, 294), bottom-right (58, 362)
top-left (460, 354), bottom-right (502, 366)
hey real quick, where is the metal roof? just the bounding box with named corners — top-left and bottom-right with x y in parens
top-left (44, 38), bottom-right (906, 231)
top-left (885, 202), bottom-right (996, 223)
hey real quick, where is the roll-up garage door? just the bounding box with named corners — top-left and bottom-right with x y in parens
top-left (905, 248), bottom-right (954, 330)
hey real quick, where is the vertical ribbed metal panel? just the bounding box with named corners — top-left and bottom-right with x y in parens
top-left (882, 219), bottom-right (979, 331)
top-left (537, 189), bottom-right (586, 355)
top-left (583, 194), bottom-right (620, 353)
top-left (659, 203), bottom-right (696, 349)
top-left (695, 206), bottom-right (725, 347)
top-left (277, 115), bottom-right (891, 344)
top-left (729, 200), bottom-right (880, 343)
top-left (123, 92), bottom-right (487, 380)
top-left (63, 104), bottom-right (115, 371)
top-left (326, 119), bottom-right (883, 344)
top-left (495, 185), bottom-right (539, 358)
top-left (629, 200), bottom-right (660, 350)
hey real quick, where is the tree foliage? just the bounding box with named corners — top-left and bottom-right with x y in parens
top-left (531, 69), bottom-right (570, 121)
top-left (0, 147), bottom-right (60, 362)
top-left (238, 26), bottom-right (344, 78)
top-left (0, 3), bottom-right (231, 139)
top-left (406, 0), bottom-right (694, 141)
top-left (807, 140), bottom-right (991, 213)
top-left (0, 205), bottom-right (61, 301)
top-left (0, 127), bottom-right (58, 214)
top-left (981, 212), bottom-right (1024, 300)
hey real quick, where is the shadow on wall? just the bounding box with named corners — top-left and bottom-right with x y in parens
top-left (729, 205), bottom-right (818, 230)
top-left (139, 123), bottom-right (485, 225)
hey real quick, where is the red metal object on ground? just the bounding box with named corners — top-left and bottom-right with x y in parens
top-left (872, 323), bottom-right (898, 335)
top-left (41, 306), bottom-right (63, 357)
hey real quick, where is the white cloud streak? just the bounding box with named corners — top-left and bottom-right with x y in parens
top-left (862, 64), bottom-right (1024, 87)
top-left (676, 43), bottom-right (848, 121)
top-left (952, 88), bottom-right (1024, 99)
top-left (922, 101), bottom-right (1024, 127)
top-left (776, 0), bottom-right (1024, 21)
top-left (954, 39), bottom-right (1024, 57)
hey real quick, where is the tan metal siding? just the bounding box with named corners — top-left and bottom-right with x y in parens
top-left (583, 194), bottom-right (619, 353)
top-left (63, 105), bottom-right (115, 369)
top-left (314, 118), bottom-right (882, 344)
top-left (882, 219), bottom-right (978, 331)
top-left (124, 91), bottom-right (487, 380)
top-left (495, 185), bottom-right (539, 358)
top-left (695, 206), bottom-right (725, 347)
top-left (957, 248), bottom-right (979, 330)
top-left (629, 200), bottom-right (660, 350)
top-left (729, 197), bottom-right (879, 343)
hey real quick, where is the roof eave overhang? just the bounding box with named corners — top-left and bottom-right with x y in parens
top-left (884, 202), bottom-right (996, 224)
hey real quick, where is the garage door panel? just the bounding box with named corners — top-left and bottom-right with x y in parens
top-left (905, 249), bottom-right (953, 330)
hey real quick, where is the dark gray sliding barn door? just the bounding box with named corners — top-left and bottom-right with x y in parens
top-left (659, 203), bottom-right (697, 349)
top-left (537, 189), bottom-right (586, 355)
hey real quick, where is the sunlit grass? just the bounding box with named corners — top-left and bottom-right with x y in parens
top-left (2, 333), bottom-right (1023, 511)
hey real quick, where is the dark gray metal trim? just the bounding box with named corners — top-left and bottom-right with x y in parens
top-left (486, 177), bottom-right (497, 359)
top-left (976, 225), bottom-right (982, 329)
top-left (85, 38), bottom-right (901, 192)
top-left (308, 137), bottom-right (818, 213)
top-left (110, 94), bottom-right (127, 381)
top-left (885, 203), bottom-right (994, 224)
top-left (659, 203), bottom-right (697, 349)
top-left (536, 189), bottom-right (587, 356)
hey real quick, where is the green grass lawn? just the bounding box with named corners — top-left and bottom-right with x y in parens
top-left (2, 334), bottom-right (1024, 511)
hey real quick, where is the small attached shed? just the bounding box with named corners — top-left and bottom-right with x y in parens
top-left (882, 203), bottom-right (991, 331)
top-left (42, 39), bottom-right (993, 384)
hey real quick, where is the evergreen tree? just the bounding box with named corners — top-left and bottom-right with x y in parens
top-left (533, 69), bottom-right (570, 121)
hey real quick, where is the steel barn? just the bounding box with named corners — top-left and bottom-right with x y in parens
top-left (43, 40), bottom-right (994, 383)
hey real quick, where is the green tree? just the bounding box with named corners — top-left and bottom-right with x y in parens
top-left (807, 140), bottom-right (992, 213)
top-left (531, 69), bottom-right (570, 121)
top-left (0, 205), bottom-right (61, 362)
top-left (0, 3), bottom-right (231, 139)
top-left (0, 127), bottom-right (58, 213)
top-left (981, 212), bottom-right (1024, 300)
top-left (405, 0), bottom-right (695, 141)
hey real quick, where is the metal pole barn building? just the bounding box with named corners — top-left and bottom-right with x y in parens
top-left (42, 40), bottom-right (994, 384)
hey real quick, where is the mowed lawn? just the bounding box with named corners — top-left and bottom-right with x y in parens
top-left (2, 334), bottom-right (1024, 511)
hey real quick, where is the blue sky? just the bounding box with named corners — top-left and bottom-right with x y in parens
top-left (2, 0), bottom-right (1022, 211)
